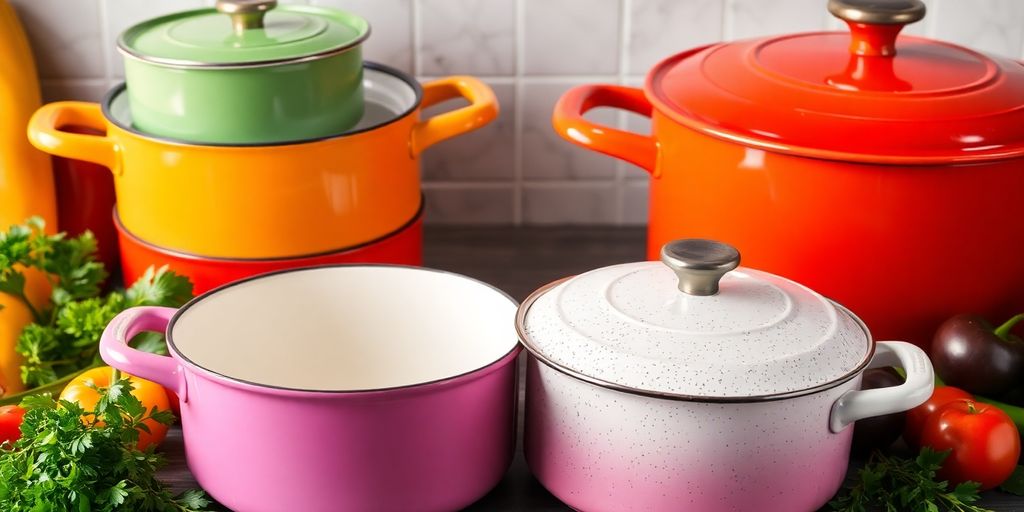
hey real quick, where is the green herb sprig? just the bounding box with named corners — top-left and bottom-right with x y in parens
top-left (830, 447), bottom-right (990, 512)
top-left (0, 218), bottom-right (192, 388)
top-left (0, 379), bottom-right (211, 511)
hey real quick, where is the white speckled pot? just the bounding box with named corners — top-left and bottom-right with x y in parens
top-left (517, 240), bottom-right (934, 512)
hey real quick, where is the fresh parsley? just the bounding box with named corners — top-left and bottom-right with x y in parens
top-left (0, 379), bottom-right (211, 511)
top-left (830, 447), bottom-right (991, 512)
top-left (0, 218), bottom-right (193, 388)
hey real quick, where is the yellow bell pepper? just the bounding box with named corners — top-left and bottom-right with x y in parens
top-left (0, 0), bottom-right (57, 394)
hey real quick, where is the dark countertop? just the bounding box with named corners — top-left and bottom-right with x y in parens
top-left (156, 226), bottom-right (1023, 511)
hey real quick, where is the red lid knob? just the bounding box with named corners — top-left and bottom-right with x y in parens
top-left (828, 0), bottom-right (926, 57)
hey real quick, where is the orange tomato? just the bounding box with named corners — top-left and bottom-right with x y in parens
top-left (59, 366), bottom-right (171, 450)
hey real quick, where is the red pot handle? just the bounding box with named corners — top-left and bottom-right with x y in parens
top-left (99, 306), bottom-right (188, 403)
top-left (552, 85), bottom-right (658, 175)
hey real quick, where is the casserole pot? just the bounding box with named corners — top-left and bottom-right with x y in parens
top-left (28, 62), bottom-right (496, 259)
top-left (517, 239), bottom-right (934, 512)
top-left (100, 265), bottom-right (520, 512)
top-left (115, 201), bottom-right (423, 294)
top-left (119, 0), bottom-right (369, 143)
top-left (552, 0), bottom-right (1024, 347)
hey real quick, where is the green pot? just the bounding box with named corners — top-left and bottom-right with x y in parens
top-left (118, 0), bottom-right (369, 145)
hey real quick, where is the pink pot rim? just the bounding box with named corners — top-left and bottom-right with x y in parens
top-left (165, 264), bottom-right (522, 400)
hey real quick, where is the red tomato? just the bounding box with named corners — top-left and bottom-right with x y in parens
top-left (904, 386), bottom-right (973, 448)
top-left (920, 399), bottom-right (1020, 490)
top-left (0, 405), bottom-right (26, 445)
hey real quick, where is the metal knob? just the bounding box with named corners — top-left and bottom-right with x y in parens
top-left (660, 239), bottom-right (740, 297)
top-left (828, 0), bottom-right (926, 25)
top-left (828, 0), bottom-right (926, 57)
top-left (217, 0), bottom-right (277, 36)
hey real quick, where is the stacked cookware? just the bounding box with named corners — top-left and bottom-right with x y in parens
top-left (27, 0), bottom-right (498, 294)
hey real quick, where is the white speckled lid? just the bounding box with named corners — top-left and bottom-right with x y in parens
top-left (516, 239), bottom-right (872, 399)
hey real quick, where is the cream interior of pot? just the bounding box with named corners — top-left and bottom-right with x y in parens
top-left (520, 262), bottom-right (872, 399)
top-left (108, 65), bottom-right (417, 136)
top-left (169, 266), bottom-right (518, 391)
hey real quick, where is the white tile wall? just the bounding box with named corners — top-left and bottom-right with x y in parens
top-left (11, 0), bottom-right (1024, 225)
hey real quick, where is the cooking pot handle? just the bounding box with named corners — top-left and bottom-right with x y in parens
top-left (411, 76), bottom-right (498, 156)
top-left (829, 341), bottom-right (933, 433)
top-left (552, 85), bottom-right (658, 174)
top-left (99, 306), bottom-right (188, 403)
top-left (27, 101), bottom-right (120, 173)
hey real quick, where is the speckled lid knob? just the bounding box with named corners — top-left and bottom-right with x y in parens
top-left (516, 240), bottom-right (873, 400)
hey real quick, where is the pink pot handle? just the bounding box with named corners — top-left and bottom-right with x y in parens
top-left (829, 341), bottom-right (933, 433)
top-left (99, 306), bottom-right (188, 403)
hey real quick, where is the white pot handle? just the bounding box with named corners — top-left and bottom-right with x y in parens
top-left (829, 341), bottom-right (934, 433)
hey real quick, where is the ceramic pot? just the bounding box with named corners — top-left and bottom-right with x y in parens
top-left (101, 265), bottom-right (521, 512)
top-left (118, 0), bottom-right (369, 143)
top-left (551, 0), bottom-right (1024, 347)
top-left (517, 239), bottom-right (934, 511)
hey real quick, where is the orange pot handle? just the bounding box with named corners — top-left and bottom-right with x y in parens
top-left (27, 101), bottom-right (120, 174)
top-left (411, 76), bottom-right (498, 156)
top-left (552, 84), bottom-right (658, 175)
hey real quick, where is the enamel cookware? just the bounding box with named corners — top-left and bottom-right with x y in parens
top-left (115, 202), bottom-right (423, 295)
top-left (118, 0), bottom-right (369, 143)
top-left (100, 265), bottom-right (520, 512)
top-left (517, 239), bottom-right (934, 511)
top-left (552, 0), bottom-right (1024, 348)
top-left (28, 63), bottom-right (496, 259)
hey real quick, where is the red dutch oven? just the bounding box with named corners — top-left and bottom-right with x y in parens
top-left (52, 126), bottom-right (118, 274)
top-left (553, 0), bottom-right (1024, 347)
top-left (115, 202), bottom-right (423, 295)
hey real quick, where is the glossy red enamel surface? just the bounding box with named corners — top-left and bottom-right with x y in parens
top-left (646, 31), bottom-right (1024, 163)
top-left (116, 209), bottom-right (422, 295)
top-left (51, 125), bottom-right (118, 273)
top-left (643, 124), bottom-right (1024, 348)
top-left (552, 9), bottom-right (1024, 349)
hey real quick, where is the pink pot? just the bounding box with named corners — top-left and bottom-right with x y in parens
top-left (100, 266), bottom-right (521, 512)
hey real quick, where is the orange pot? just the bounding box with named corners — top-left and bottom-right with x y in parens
top-left (28, 63), bottom-right (495, 259)
top-left (552, 1), bottom-right (1024, 347)
top-left (116, 202), bottom-right (422, 295)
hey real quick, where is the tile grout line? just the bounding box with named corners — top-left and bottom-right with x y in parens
top-left (721, 0), bottom-right (735, 41)
top-left (411, 0), bottom-right (423, 79)
top-left (926, 0), bottom-right (939, 39)
top-left (512, 0), bottom-right (526, 225)
top-left (98, 0), bottom-right (113, 84)
top-left (614, 0), bottom-right (631, 226)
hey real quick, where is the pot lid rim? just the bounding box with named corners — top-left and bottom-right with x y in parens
top-left (644, 38), bottom-right (1024, 165)
top-left (117, 5), bottom-right (370, 69)
top-left (101, 61), bottom-right (421, 148)
top-left (516, 275), bottom-right (877, 402)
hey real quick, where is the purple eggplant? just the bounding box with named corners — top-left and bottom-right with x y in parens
top-left (931, 313), bottom-right (1024, 396)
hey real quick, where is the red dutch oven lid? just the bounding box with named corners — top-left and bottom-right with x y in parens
top-left (647, 0), bottom-right (1024, 164)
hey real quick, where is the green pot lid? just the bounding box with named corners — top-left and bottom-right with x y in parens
top-left (118, 0), bottom-right (370, 68)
